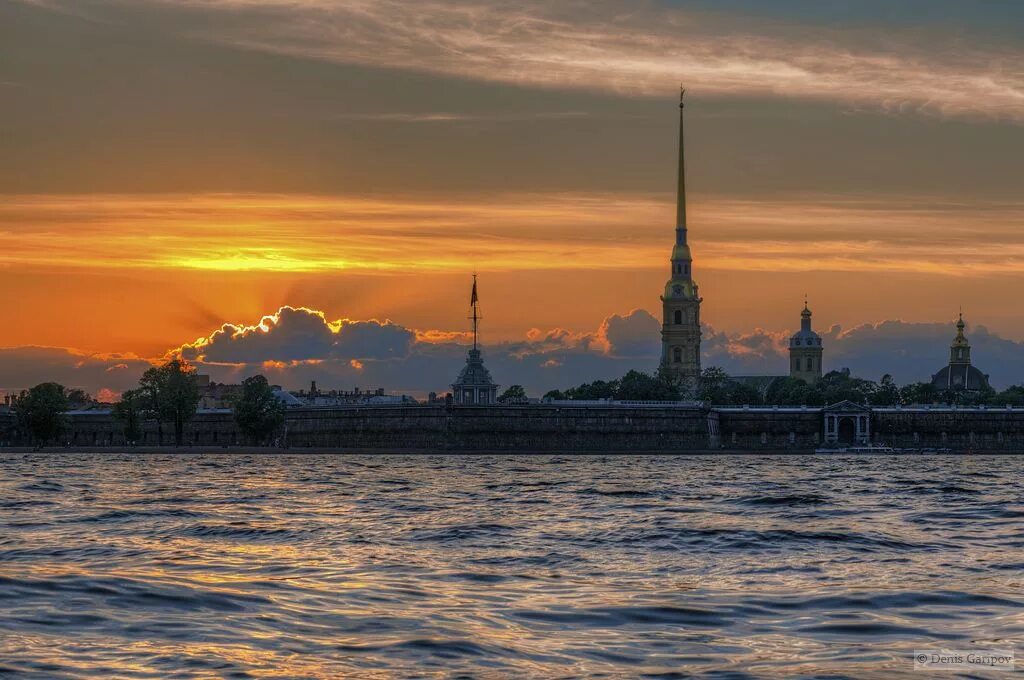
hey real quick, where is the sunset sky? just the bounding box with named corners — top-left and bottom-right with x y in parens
top-left (2, 0), bottom-right (1024, 397)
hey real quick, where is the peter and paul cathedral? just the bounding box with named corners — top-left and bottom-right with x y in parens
top-left (660, 90), bottom-right (703, 385)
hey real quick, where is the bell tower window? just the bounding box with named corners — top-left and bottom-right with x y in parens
top-left (673, 310), bottom-right (682, 325)
top-left (673, 347), bottom-right (682, 363)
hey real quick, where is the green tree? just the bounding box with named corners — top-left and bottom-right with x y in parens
top-left (732, 381), bottom-right (765, 406)
top-left (232, 375), bottom-right (285, 445)
top-left (900, 381), bottom-right (939, 405)
top-left (871, 374), bottom-right (900, 406)
top-left (137, 358), bottom-right (199, 446)
top-left (697, 368), bottom-right (765, 405)
top-left (697, 367), bottom-right (731, 403)
top-left (816, 369), bottom-right (877, 404)
top-left (498, 385), bottom-right (528, 404)
top-left (66, 388), bottom-right (92, 409)
top-left (547, 369), bottom-right (687, 402)
top-left (16, 382), bottom-right (69, 447)
top-left (656, 364), bottom-right (690, 399)
top-left (989, 385), bottom-right (1024, 406)
top-left (765, 376), bottom-right (825, 406)
top-left (944, 384), bottom-right (993, 407)
top-left (111, 389), bottom-right (144, 444)
top-left (615, 370), bottom-right (680, 401)
top-left (562, 379), bottom-right (620, 401)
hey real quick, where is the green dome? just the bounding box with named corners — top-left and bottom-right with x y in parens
top-left (671, 244), bottom-right (692, 261)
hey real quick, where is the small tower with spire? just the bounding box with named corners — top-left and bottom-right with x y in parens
top-left (789, 298), bottom-right (823, 384)
top-left (660, 88), bottom-right (703, 385)
top-left (930, 312), bottom-right (990, 391)
top-left (949, 312), bottom-right (971, 365)
top-left (451, 274), bottom-right (499, 405)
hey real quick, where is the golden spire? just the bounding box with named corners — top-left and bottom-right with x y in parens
top-left (676, 86), bottom-right (687, 231)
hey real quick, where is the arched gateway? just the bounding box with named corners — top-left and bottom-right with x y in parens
top-left (823, 401), bottom-right (871, 445)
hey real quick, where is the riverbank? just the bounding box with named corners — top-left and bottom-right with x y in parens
top-left (5, 402), bottom-right (1024, 451)
top-left (2, 446), bottom-right (757, 455)
top-left (4, 447), bottom-right (1017, 455)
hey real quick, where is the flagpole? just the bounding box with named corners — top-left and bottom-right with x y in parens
top-left (471, 273), bottom-right (479, 351)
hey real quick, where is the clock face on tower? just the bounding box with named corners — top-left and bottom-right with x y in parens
top-left (672, 285), bottom-right (683, 296)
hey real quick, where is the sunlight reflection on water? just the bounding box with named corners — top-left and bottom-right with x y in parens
top-left (1, 453), bottom-right (1022, 678)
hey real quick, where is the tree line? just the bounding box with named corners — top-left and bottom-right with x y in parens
top-left (543, 367), bottom-right (1024, 407)
top-left (11, 362), bottom-right (1024, 446)
top-left (10, 359), bottom-right (286, 447)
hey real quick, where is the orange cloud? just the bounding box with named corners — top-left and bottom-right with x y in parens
top-left (4, 192), bottom-right (1023, 278)
top-left (172, 306), bottom-right (415, 364)
top-left (415, 330), bottom-right (473, 344)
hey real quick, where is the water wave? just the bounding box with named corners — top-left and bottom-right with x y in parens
top-left (1, 452), bottom-right (1021, 678)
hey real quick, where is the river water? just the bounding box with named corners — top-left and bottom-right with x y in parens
top-left (1, 453), bottom-right (1022, 678)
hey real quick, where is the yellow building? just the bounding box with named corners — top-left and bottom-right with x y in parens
top-left (788, 301), bottom-right (823, 384)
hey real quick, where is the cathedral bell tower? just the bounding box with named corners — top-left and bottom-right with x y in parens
top-left (949, 314), bottom-right (971, 365)
top-left (789, 299), bottom-right (823, 384)
top-left (660, 89), bottom-right (702, 384)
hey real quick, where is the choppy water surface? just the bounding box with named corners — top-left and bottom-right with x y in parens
top-left (1, 454), bottom-right (1022, 678)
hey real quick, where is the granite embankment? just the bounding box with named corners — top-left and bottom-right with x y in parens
top-left (4, 403), bottom-right (1024, 452)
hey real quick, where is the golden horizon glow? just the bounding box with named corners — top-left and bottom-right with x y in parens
top-left (3, 192), bottom-right (1023, 276)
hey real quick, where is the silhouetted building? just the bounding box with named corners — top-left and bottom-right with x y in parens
top-left (789, 300), bottom-right (823, 384)
top-left (661, 90), bottom-right (702, 385)
top-left (288, 385), bottom-right (395, 406)
top-left (451, 275), bottom-right (498, 405)
top-left (931, 314), bottom-right (990, 391)
top-left (196, 377), bottom-right (241, 409)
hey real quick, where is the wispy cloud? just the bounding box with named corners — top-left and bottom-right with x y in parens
top-left (0, 192), bottom-right (673, 272)
top-left (37, 0), bottom-right (1024, 122)
top-left (2, 192), bottom-right (1023, 276)
top-left (331, 111), bottom-right (598, 123)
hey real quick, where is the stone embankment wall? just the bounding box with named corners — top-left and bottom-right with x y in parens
top-left (716, 406), bottom-right (1024, 451)
top-left (716, 408), bottom-right (823, 450)
top-left (873, 408), bottom-right (1024, 451)
top-left (0, 405), bottom-right (717, 452)
top-left (3, 404), bottom-right (1024, 452)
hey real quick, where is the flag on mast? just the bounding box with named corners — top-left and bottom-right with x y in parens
top-left (470, 276), bottom-right (478, 306)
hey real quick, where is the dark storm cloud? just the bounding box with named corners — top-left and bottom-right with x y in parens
top-left (4, 310), bottom-right (1024, 399)
top-left (703, 318), bottom-right (1024, 388)
top-left (0, 347), bottom-right (150, 397)
top-left (822, 320), bottom-right (1024, 388)
top-left (597, 310), bottom-right (662, 358)
top-left (171, 307), bottom-right (1024, 395)
top-left (168, 305), bottom-right (665, 395)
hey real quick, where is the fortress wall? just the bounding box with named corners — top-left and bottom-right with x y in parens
top-left (716, 409), bottom-right (822, 450)
top-left (5, 405), bottom-right (1024, 452)
top-left (0, 411), bottom-right (14, 446)
top-left (4, 405), bottom-right (716, 452)
top-left (266, 405), bottom-right (716, 451)
top-left (873, 409), bottom-right (1024, 450)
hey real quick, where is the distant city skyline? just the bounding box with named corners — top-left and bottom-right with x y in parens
top-left (2, 0), bottom-right (1023, 396)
